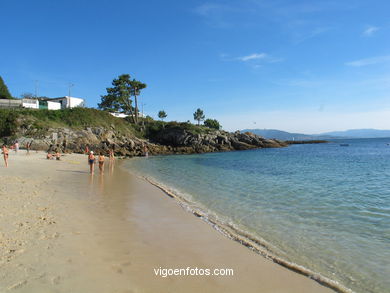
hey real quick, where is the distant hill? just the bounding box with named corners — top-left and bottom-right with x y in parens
top-left (240, 128), bottom-right (390, 140)
top-left (240, 129), bottom-right (338, 140)
top-left (321, 129), bottom-right (390, 138)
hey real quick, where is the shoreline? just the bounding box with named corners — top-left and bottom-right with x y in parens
top-left (1, 151), bottom-right (336, 292)
top-left (125, 167), bottom-right (353, 293)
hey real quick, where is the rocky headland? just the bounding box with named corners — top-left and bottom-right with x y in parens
top-left (0, 108), bottom-right (288, 156)
top-left (10, 126), bottom-right (288, 156)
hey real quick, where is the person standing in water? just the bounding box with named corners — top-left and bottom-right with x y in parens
top-left (2, 145), bottom-right (9, 167)
top-left (88, 151), bottom-right (95, 174)
top-left (98, 153), bottom-right (105, 174)
top-left (14, 141), bottom-right (19, 153)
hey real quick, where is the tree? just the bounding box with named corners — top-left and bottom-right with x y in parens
top-left (158, 110), bottom-right (167, 121)
top-left (204, 118), bottom-right (221, 130)
top-left (98, 74), bottom-right (146, 124)
top-left (193, 108), bottom-right (205, 126)
top-left (130, 79), bottom-right (147, 124)
top-left (0, 76), bottom-right (12, 99)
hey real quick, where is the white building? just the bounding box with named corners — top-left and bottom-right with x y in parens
top-left (22, 99), bottom-right (39, 109)
top-left (47, 101), bottom-right (61, 110)
top-left (49, 96), bottom-right (85, 109)
top-left (110, 112), bottom-right (129, 118)
top-left (109, 112), bottom-right (147, 119)
top-left (0, 96), bottom-right (85, 110)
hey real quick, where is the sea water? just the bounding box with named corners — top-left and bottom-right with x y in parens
top-left (123, 138), bottom-right (390, 293)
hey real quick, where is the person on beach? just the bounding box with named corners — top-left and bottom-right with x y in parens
top-left (55, 151), bottom-right (61, 160)
top-left (47, 152), bottom-right (53, 160)
top-left (109, 148), bottom-right (115, 162)
top-left (98, 153), bottom-right (105, 173)
top-left (88, 151), bottom-right (95, 174)
top-left (26, 141), bottom-right (31, 155)
top-left (2, 145), bottom-right (9, 167)
top-left (62, 139), bottom-right (67, 153)
top-left (14, 141), bottom-right (19, 153)
top-left (85, 144), bottom-right (90, 155)
top-left (143, 144), bottom-right (149, 157)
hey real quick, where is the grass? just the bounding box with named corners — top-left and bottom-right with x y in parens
top-left (0, 108), bottom-right (136, 137)
top-left (0, 108), bottom-right (220, 141)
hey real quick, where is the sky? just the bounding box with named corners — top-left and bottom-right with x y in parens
top-left (0, 0), bottom-right (389, 133)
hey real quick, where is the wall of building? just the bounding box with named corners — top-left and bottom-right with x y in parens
top-left (0, 99), bottom-right (22, 109)
top-left (22, 99), bottom-right (39, 109)
top-left (67, 97), bottom-right (85, 108)
top-left (47, 101), bottom-right (61, 110)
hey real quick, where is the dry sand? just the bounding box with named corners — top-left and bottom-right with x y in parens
top-left (0, 150), bottom-right (334, 293)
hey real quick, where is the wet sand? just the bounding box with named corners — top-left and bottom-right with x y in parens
top-left (0, 151), bottom-right (334, 293)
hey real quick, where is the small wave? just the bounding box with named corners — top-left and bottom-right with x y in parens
top-left (122, 165), bottom-right (354, 293)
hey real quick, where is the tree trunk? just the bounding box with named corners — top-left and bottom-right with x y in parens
top-left (134, 94), bottom-right (139, 124)
top-left (122, 96), bottom-right (135, 123)
top-left (128, 106), bottom-right (135, 123)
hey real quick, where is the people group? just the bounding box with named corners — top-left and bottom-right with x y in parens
top-left (2, 140), bottom-right (116, 175)
top-left (87, 148), bottom-right (115, 174)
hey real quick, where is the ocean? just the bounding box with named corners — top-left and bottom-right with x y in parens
top-left (123, 138), bottom-right (390, 293)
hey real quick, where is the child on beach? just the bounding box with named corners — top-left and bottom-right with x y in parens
top-left (88, 151), bottom-right (95, 174)
top-left (98, 153), bottom-right (105, 173)
top-left (2, 145), bottom-right (9, 167)
top-left (55, 151), bottom-right (61, 160)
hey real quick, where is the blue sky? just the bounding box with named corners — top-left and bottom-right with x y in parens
top-left (1, 0), bottom-right (389, 133)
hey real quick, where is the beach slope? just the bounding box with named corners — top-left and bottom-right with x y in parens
top-left (0, 151), bottom-right (333, 293)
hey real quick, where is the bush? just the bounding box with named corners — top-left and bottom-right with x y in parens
top-left (0, 110), bottom-right (18, 136)
top-left (204, 119), bottom-right (221, 130)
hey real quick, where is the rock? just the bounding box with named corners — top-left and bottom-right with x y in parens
top-left (3, 118), bottom-right (287, 157)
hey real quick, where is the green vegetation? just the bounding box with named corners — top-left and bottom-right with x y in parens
top-left (0, 110), bottom-right (18, 137)
top-left (98, 74), bottom-right (146, 124)
top-left (193, 108), bottom-right (205, 126)
top-left (0, 76), bottom-right (13, 99)
top-left (0, 108), bottom-right (136, 137)
top-left (204, 118), bottom-right (221, 130)
top-left (144, 120), bottom-right (215, 138)
top-left (158, 110), bottom-right (167, 121)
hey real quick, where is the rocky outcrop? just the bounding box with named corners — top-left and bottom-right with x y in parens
top-left (4, 126), bottom-right (287, 157)
top-left (148, 128), bottom-right (287, 154)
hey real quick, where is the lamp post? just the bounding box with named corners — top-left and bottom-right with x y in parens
top-left (68, 83), bottom-right (74, 97)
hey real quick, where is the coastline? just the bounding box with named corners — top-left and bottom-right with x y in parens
top-left (126, 166), bottom-right (353, 293)
top-left (1, 151), bottom-right (335, 292)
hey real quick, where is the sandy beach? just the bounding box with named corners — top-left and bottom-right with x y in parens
top-left (0, 150), bottom-right (334, 293)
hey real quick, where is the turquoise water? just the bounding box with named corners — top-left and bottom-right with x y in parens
top-left (123, 138), bottom-right (390, 293)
